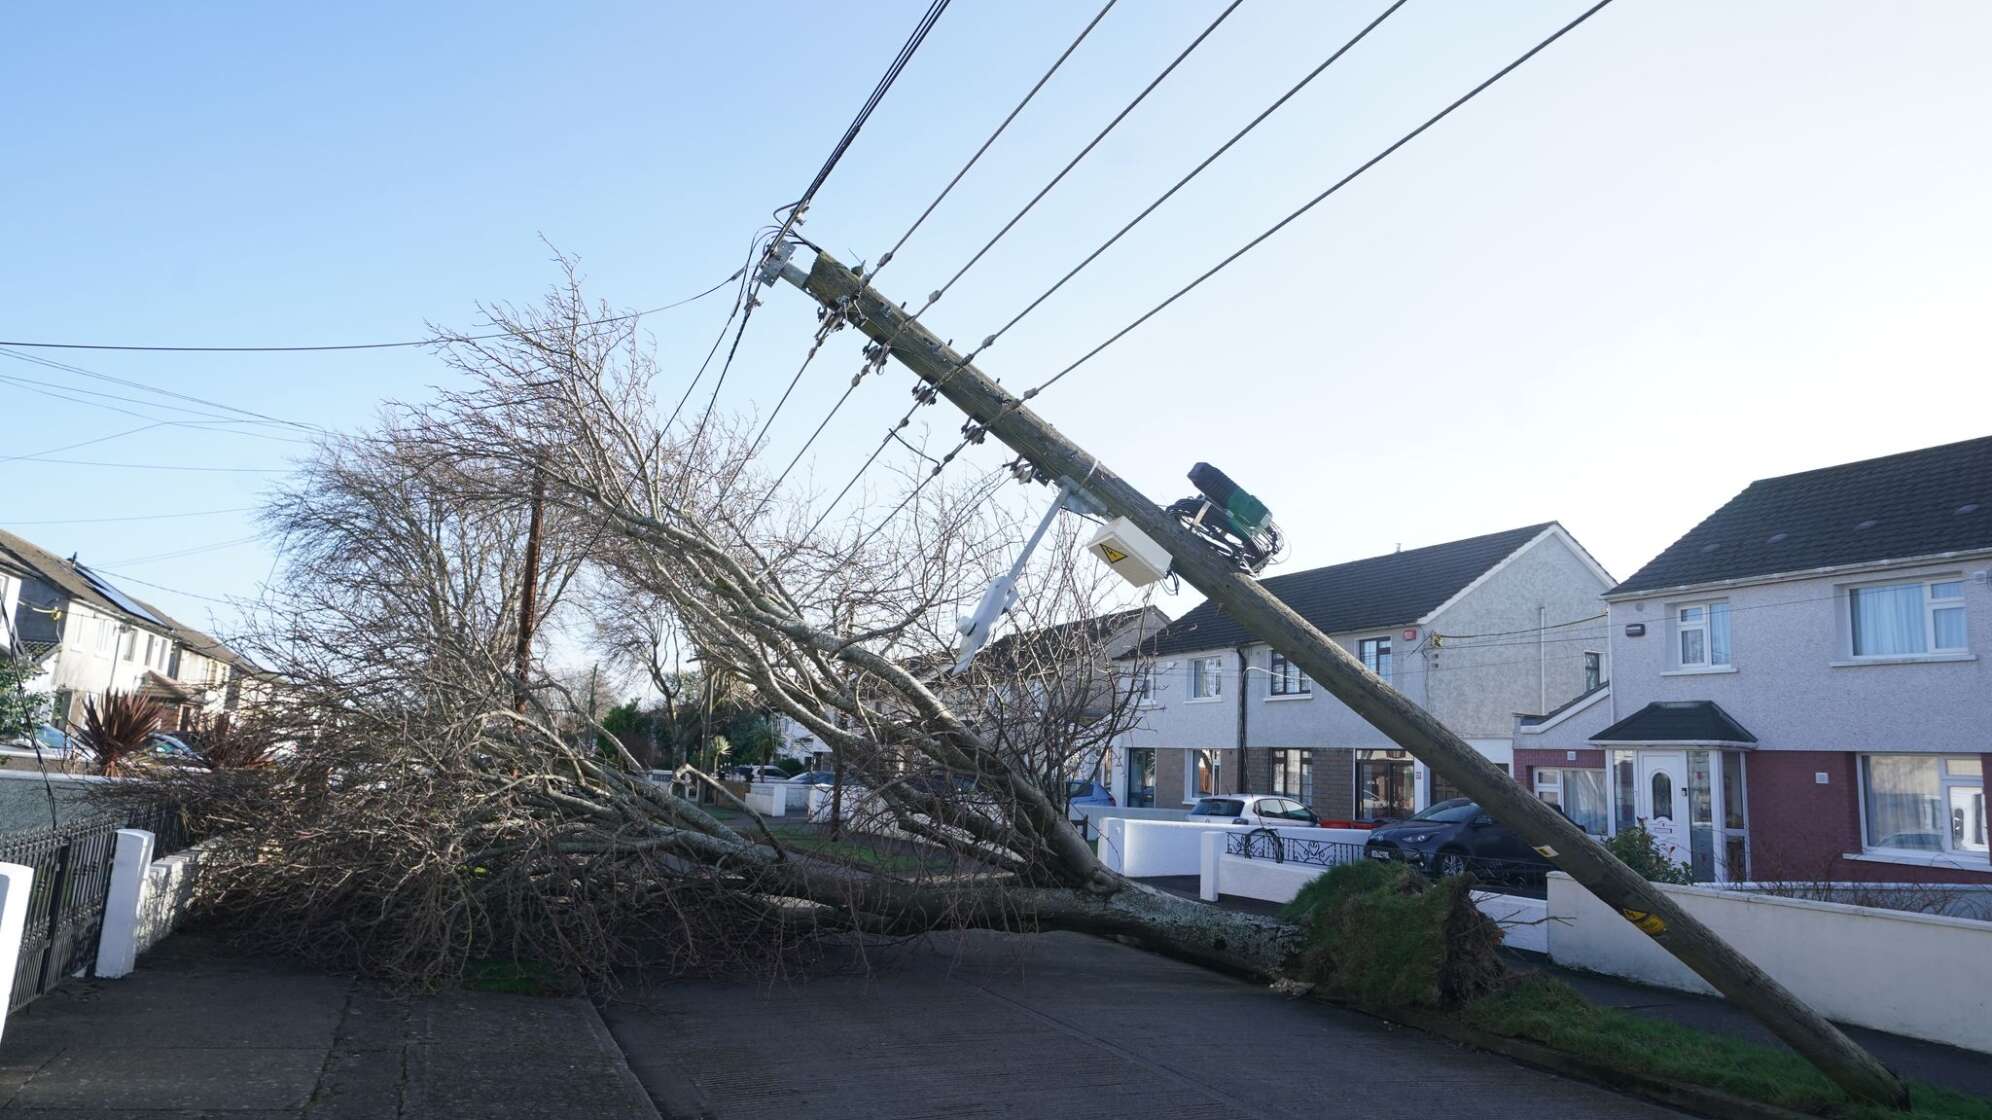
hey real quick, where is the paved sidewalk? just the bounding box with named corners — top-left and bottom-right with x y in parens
top-left (0, 933), bottom-right (658, 1119)
top-left (605, 929), bottom-right (1685, 1120)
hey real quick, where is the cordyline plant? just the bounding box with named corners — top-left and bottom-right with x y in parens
top-left (108, 269), bottom-right (1493, 998)
top-left (79, 690), bottom-right (165, 777)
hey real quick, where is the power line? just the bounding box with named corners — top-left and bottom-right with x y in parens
top-left (916, 0), bottom-right (1242, 321)
top-left (106, 533), bottom-right (266, 567)
top-left (0, 369), bottom-right (308, 434)
top-left (81, 567), bottom-right (238, 606)
top-left (1, 346), bottom-right (319, 433)
top-left (1025, 0), bottom-right (1620, 399)
top-left (0, 270), bottom-right (741, 354)
top-left (774, 2), bottom-right (1240, 540)
top-left (975, 0), bottom-right (1408, 357)
top-left (745, 3), bottom-right (1118, 512)
top-left (872, 0), bottom-right (1117, 277)
top-left (7, 456), bottom-right (288, 473)
top-left (687, 0), bottom-right (952, 451)
top-left (1, 507), bottom-right (256, 526)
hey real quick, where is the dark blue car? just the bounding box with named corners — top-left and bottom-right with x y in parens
top-left (1362, 798), bottom-right (1554, 882)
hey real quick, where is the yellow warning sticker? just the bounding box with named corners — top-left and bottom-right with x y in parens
top-left (1100, 545), bottom-right (1128, 564)
top-left (1532, 845), bottom-right (1558, 858)
top-left (1619, 908), bottom-right (1667, 937)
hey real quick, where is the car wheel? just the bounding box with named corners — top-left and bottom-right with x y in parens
top-left (1434, 850), bottom-right (1469, 879)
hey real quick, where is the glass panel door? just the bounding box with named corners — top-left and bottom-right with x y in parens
top-left (1636, 751), bottom-right (1692, 869)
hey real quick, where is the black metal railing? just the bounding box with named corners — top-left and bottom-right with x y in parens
top-left (0, 803), bottom-right (196, 1012)
top-left (1226, 828), bottom-right (1366, 869)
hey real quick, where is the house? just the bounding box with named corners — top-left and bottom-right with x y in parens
top-left (1117, 523), bottom-right (1613, 817)
top-left (0, 528), bottom-right (253, 737)
top-left (1514, 435), bottom-right (1992, 883)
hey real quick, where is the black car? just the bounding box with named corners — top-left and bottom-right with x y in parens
top-left (1362, 798), bottom-right (1553, 882)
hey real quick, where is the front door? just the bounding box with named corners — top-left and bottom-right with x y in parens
top-left (1636, 751), bottom-right (1692, 868)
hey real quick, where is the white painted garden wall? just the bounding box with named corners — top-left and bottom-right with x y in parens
top-left (1185, 831), bottom-right (1550, 953)
top-left (1096, 818), bottom-right (1370, 877)
top-left (1547, 873), bottom-right (1992, 1053)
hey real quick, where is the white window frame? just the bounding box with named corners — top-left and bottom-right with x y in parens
top-left (1127, 665), bottom-right (1156, 706)
top-left (1583, 650), bottom-right (1602, 691)
top-left (1358, 636), bottom-right (1392, 681)
top-left (1267, 650), bottom-right (1310, 698)
top-left (1847, 577), bottom-right (1969, 660)
top-left (1857, 754), bottom-right (1985, 860)
top-left (1187, 656), bottom-right (1223, 702)
top-left (1673, 600), bottom-right (1731, 670)
top-left (1184, 749), bottom-right (1223, 804)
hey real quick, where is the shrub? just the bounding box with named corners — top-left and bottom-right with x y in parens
top-left (78, 690), bottom-right (165, 777)
top-left (1604, 822), bottom-right (1694, 884)
top-left (1283, 860), bottom-right (1506, 1009)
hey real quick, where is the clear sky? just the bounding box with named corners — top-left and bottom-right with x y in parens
top-left (6, 1), bottom-right (1991, 645)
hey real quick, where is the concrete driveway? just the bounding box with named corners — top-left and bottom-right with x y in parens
top-left (605, 930), bottom-right (1684, 1120)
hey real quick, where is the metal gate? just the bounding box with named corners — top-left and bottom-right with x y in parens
top-left (0, 815), bottom-right (125, 1011)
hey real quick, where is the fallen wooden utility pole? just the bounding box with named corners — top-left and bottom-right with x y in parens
top-left (778, 248), bottom-right (1909, 1109)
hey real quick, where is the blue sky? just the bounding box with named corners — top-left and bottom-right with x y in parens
top-left (6, 1), bottom-right (1991, 648)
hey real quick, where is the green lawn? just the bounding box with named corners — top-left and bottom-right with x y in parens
top-left (1463, 976), bottom-right (1992, 1120)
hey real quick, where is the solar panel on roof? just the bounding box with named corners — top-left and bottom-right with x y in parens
top-left (72, 563), bottom-right (165, 626)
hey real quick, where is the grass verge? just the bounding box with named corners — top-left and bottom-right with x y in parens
top-left (1462, 975), bottom-right (1992, 1120)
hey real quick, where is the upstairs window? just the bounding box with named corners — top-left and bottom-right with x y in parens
top-left (1127, 666), bottom-right (1154, 704)
top-left (1583, 651), bottom-right (1602, 691)
top-left (1849, 579), bottom-right (1968, 658)
top-left (1189, 656), bottom-right (1223, 700)
top-left (1676, 601), bottom-right (1731, 668)
top-left (1268, 650), bottom-right (1310, 696)
top-left (1358, 637), bottom-right (1392, 681)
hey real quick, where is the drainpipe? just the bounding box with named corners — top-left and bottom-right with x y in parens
top-left (1537, 605), bottom-right (1547, 713)
top-left (1235, 645), bottom-right (1250, 794)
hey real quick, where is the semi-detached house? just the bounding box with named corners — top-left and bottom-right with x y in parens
top-left (1112, 522), bottom-right (1613, 820)
top-left (1515, 435), bottom-right (1992, 884)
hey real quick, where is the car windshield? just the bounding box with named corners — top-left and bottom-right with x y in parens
top-left (1065, 780), bottom-right (1093, 797)
top-left (1190, 798), bottom-right (1246, 817)
top-left (1410, 798), bottom-right (1480, 823)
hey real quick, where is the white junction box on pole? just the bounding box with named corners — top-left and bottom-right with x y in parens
top-left (1086, 517), bottom-right (1171, 587)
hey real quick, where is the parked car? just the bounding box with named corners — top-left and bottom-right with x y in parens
top-left (1064, 779), bottom-right (1114, 808)
top-left (1362, 797), bottom-right (1553, 880)
top-left (788, 770), bottom-right (838, 785)
top-left (1187, 794), bottom-right (1323, 827)
top-left (720, 764), bottom-right (787, 783)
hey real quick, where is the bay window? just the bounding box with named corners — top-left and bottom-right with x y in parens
top-left (1849, 579), bottom-right (1968, 658)
top-left (1861, 755), bottom-right (1985, 856)
top-left (1534, 767), bottom-right (1608, 836)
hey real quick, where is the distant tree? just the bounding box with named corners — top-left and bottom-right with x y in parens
top-left (0, 656), bottom-right (50, 745)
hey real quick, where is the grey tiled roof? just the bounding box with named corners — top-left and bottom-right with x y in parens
top-left (1612, 435), bottom-right (1992, 596)
top-left (1131, 523), bottom-right (1555, 658)
top-left (1592, 700), bottom-right (1757, 744)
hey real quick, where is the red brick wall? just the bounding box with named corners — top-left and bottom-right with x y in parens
top-left (1514, 747), bottom-right (1606, 790)
top-left (1745, 751), bottom-right (1992, 883)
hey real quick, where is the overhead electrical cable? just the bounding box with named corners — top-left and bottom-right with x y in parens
top-left (871, 0), bottom-right (1117, 277)
top-left (1025, 0), bottom-right (1620, 399)
top-left (684, 0), bottom-right (951, 452)
top-left (1, 507), bottom-right (256, 526)
top-left (1, 346), bottom-right (319, 433)
top-left (977, 0), bottom-right (1408, 354)
top-left (0, 270), bottom-right (742, 354)
top-left (776, 1), bottom-right (1239, 541)
top-left (745, 1), bottom-right (1119, 514)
